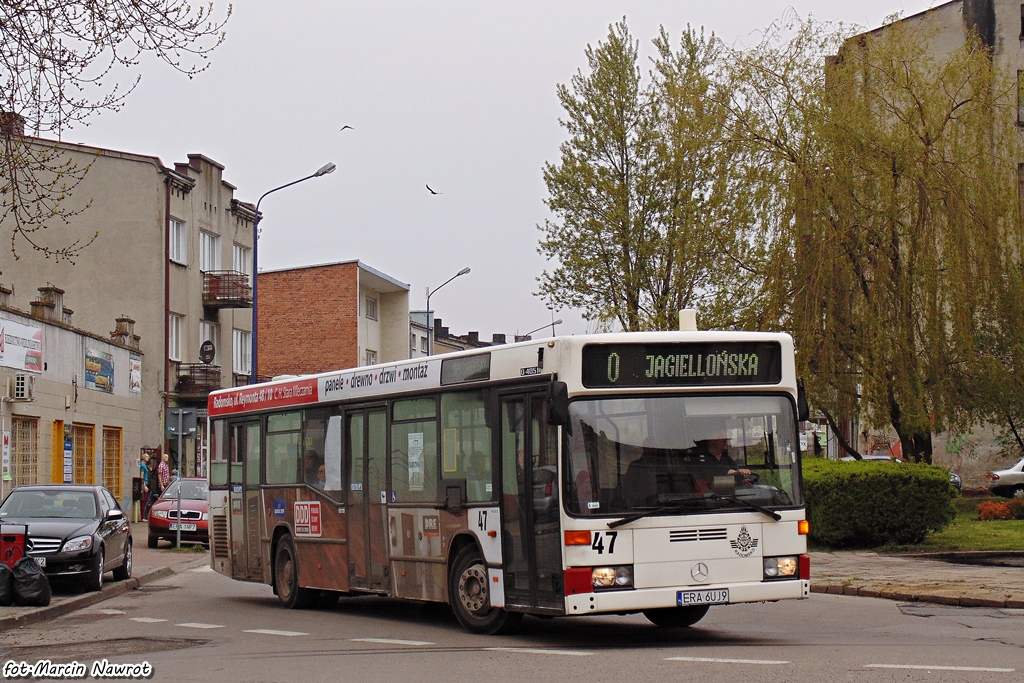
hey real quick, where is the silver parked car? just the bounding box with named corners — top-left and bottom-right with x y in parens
top-left (988, 457), bottom-right (1024, 499)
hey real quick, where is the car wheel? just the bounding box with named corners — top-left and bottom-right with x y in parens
top-left (113, 540), bottom-right (132, 581)
top-left (1013, 486), bottom-right (1024, 499)
top-left (642, 605), bottom-right (710, 628)
top-left (83, 548), bottom-right (104, 592)
top-left (148, 535), bottom-right (158, 549)
top-left (448, 546), bottom-right (522, 634)
top-left (274, 535), bottom-right (315, 609)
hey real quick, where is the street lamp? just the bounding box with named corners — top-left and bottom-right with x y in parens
top-left (426, 267), bottom-right (471, 356)
top-left (251, 162), bottom-right (336, 383)
top-left (522, 319), bottom-right (563, 340)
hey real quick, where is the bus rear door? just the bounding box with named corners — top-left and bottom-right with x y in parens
top-left (346, 407), bottom-right (390, 592)
top-left (228, 420), bottom-right (262, 581)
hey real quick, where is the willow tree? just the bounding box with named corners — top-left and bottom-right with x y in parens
top-left (730, 16), bottom-right (1023, 462)
top-left (537, 20), bottom-right (759, 331)
top-left (1, 1), bottom-right (230, 261)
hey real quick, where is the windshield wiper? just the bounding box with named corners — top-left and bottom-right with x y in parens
top-left (608, 492), bottom-right (782, 528)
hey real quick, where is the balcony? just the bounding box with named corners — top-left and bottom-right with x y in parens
top-left (202, 270), bottom-right (252, 308)
top-left (233, 372), bottom-right (271, 387)
top-left (176, 363), bottom-right (222, 398)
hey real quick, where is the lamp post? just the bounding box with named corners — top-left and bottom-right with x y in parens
top-left (522, 319), bottom-right (563, 340)
top-left (426, 267), bottom-right (470, 355)
top-left (250, 162), bottom-right (336, 383)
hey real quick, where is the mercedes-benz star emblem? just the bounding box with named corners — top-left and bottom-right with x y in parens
top-left (691, 562), bottom-right (709, 582)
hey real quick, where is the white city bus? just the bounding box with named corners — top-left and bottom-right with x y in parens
top-left (207, 329), bottom-right (810, 633)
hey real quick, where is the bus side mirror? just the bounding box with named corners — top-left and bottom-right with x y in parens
top-left (547, 380), bottom-right (571, 434)
top-left (797, 378), bottom-right (810, 423)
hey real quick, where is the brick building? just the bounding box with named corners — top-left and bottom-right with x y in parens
top-left (256, 261), bottom-right (410, 376)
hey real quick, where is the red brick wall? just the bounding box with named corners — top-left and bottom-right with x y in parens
top-left (257, 263), bottom-right (359, 376)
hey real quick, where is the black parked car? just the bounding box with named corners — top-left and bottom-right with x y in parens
top-left (0, 485), bottom-right (132, 591)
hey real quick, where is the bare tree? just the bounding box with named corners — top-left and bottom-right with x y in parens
top-left (1, 1), bottom-right (230, 261)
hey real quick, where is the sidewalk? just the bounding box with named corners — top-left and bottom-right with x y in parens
top-left (810, 550), bottom-right (1024, 608)
top-left (1, 522), bottom-right (209, 632)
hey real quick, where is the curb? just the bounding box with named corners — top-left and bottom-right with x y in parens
top-left (0, 558), bottom-right (203, 633)
top-left (810, 582), bottom-right (1024, 609)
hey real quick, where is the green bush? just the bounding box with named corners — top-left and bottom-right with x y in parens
top-left (802, 459), bottom-right (956, 548)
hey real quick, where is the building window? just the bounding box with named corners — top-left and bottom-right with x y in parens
top-left (199, 231), bottom-right (221, 272)
top-left (365, 296), bottom-right (378, 321)
top-left (233, 329), bottom-right (251, 374)
top-left (233, 244), bottom-right (252, 278)
top-left (73, 423), bottom-right (95, 485)
top-left (1018, 71), bottom-right (1024, 124)
top-left (200, 320), bottom-right (219, 365)
top-left (11, 416), bottom-right (38, 486)
top-left (365, 349), bottom-right (377, 365)
top-left (102, 427), bottom-right (122, 498)
top-left (169, 314), bottom-right (182, 361)
top-left (169, 219), bottom-right (187, 264)
top-left (420, 336), bottom-right (428, 353)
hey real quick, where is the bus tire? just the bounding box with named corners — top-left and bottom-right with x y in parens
top-left (449, 546), bottom-right (522, 635)
top-left (642, 605), bottom-right (710, 628)
top-left (274, 535), bottom-right (315, 609)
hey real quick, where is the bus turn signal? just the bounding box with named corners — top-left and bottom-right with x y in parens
top-left (564, 530), bottom-right (592, 546)
top-left (798, 520), bottom-right (810, 535)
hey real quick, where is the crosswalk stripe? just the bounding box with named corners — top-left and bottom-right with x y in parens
top-left (666, 657), bottom-right (790, 665)
top-left (350, 638), bottom-right (435, 646)
top-left (175, 622), bottom-right (225, 629)
top-left (130, 617), bottom-right (167, 623)
top-left (486, 647), bottom-right (594, 657)
top-left (244, 629), bottom-right (309, 637)
top-left (866, 664), bottom-right (1015, 673)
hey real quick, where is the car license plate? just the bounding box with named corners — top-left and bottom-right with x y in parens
top-left (678, 588), bottom-right (729, 606)
top-left (32, 556), bottom-right (46, 568)
top-left (169, 523), bottom-right (197, 531)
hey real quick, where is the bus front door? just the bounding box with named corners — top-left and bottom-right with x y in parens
top-left (229, 420), bottom-right (262, 581)
top-left (347, 408), bottom-right (390, 592)
top-left (500, 393), bottom-right (563, 612)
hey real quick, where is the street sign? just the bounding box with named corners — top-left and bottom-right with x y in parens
top-left (200, 340), bottom-right (216, 365)
top-left (166, 408), bottom-right (198, 435)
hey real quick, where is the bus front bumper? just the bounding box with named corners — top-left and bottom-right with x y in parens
top-left (565, 579), bottom-right (810, 615)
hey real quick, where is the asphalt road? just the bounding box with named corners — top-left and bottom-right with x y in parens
top-left (3, 563), bottom-right (1022, 683)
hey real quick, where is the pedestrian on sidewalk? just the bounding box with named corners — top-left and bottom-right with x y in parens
top-left (158, 453), bottom-right (171, 491)
top-left (139, 453), bottom-right (151, 520)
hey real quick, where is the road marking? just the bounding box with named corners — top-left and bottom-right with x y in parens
top-left (486, 647), bottom-right (594, 657)
top-left (350, 638), bottom-right (435, 646)
top-left (244, 629), bottom-right (309, 637)
top-left (866, 664), bottom-right (1015, 673)
top-left (176, 622), bottom-right (225, 629)
top-left (666, 657), bottom-right (790, 665)
top-left (130, 617), bottom-right (167, 623)
top-left (94, 609), bottom-right (126, 615)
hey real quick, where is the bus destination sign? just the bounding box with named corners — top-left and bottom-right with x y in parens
top-left (582, 342), bottom-right (782, 388)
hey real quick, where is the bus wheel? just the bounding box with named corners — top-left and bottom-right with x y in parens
top-left (274, 535), bottom-right (315, 609)
top-left (449, 546), bottom-right (522, 635)
top-left (642, 605), bottom-right (710, 628)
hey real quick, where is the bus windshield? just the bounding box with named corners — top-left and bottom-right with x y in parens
top-left (564, 395), bottom-right (802, 517)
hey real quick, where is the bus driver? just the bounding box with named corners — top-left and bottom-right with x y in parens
top-left (689, 425), bottom-right (751, 495)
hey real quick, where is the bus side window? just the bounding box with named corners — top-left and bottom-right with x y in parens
top-left (391, 397), bottom-right (437, 503)
top-left (441, 391), bottom-right (493, 503)
top-left (266, 412), bottom-right (302, 484)
top-left (210, 420), bottom-right (227, 486)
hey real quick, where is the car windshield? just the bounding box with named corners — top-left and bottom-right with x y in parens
top-left (564, 395), bottom-right (802, 517)
top-left (161, 480), bottom-right (208, 500)
top-left (0, 490), bottom-right (98, 519)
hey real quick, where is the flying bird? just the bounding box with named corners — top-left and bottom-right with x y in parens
top-left (426, 184), bottom-right (441, 195)
top-left (340, 125), bottom-right (353, 131)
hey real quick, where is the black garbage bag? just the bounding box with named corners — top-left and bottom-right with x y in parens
top-left (0, 563), bottom-right (13, 606)
top-left (12, 557), bottom-right (51, 607)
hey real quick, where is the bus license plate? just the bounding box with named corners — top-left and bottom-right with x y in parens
top-left (678, 588), bottom-right (729, 606)
top-left (33, 556), bottom-right (46, 568)
top-left (169, 523), bottom-right (197, 531)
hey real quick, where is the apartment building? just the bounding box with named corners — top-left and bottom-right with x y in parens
top-left (256, 261), bottom-right (410, 376)
top-left (0, 121), bottom-right (256, 483)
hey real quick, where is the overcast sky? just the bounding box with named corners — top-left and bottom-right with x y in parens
top-left (75, 1), bottom-right (938, 340)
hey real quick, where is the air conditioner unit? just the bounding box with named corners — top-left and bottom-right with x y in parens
top-left (14, 373), bottom-right (34, 400)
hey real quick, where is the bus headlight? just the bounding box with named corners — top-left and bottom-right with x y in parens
top-left (592, 565), bottom-right (633, 590)
top-left (763, 556), bottom-right (799, 579)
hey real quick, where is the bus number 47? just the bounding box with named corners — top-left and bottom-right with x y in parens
top-left (592, 531), bottom-right (617, 554)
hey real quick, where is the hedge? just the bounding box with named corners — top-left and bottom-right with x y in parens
top-left (802, 458), bottom-right (956, 548)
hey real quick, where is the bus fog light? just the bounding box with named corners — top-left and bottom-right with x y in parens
top-left (592, 565), bottom-right (633, 589)
top-left (764, 556), bottom-right (798, 579)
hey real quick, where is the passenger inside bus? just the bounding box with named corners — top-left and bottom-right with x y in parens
top-left (304, 450), bottom-right (324, 488)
